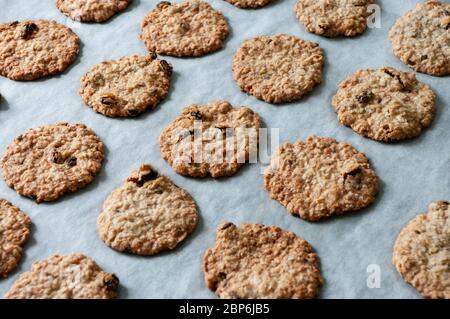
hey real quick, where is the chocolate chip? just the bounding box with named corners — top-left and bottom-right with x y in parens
top-left (103, 274), bottom-right (119, 291)
top-left (190, 111), bottom-right (202, 120)
top-left (20, 22), bottom-right (38, 39)
top-left (355, 91), bottom-right (373, 104)
top-left (66, 156), bottom-right (77, 167)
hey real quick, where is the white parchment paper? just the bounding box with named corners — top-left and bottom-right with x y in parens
top-left (0, 0), bottom-right (449, 299)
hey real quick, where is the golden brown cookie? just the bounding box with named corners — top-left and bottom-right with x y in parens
top-left (1, 123), bottom-right (104, 203)
top-left (389, 0), bottom-right (450, 76)
top-left (4, 253), bottom-right (119, 299)
top-left (159, 101), bottom-right (261, 178)
top-left (264, 136), bottom-right (379, 221)
top-left (140, 0), bottom-right (229, 57)
top-left (232, 34), bottom-right (324, 104)
top-left (80, 54), bottom-right (172, 117)
top-left (0, 199), bottom-right (31, 278)
top-left (393, 201), bottom-right (449, 299)
top-left (0, 20), bottom-right (80, 80)
top-left (56, 0), bottom-right (131, 23)
top-left (294, 0), bottom-right (375, 37)
top-left (332, 67), bottom-right (436, 142)
top-left (203, 222), bottom-right (323, 298)
top-left (97, 164), bottom-right (198, 255)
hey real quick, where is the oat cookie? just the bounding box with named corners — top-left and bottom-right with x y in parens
top-left (0, 199), bottom-right (31, 278)
top-left (389, 0), bottom-right (450, 76)
top-left (80, 54), bottom-right (172, 117)
top-left (4, 253), bottom-right (119, 299)
top-left (232, 34), bottom-right (324, 104)
top-left (97, 164), bottom-right (198, 255)
top-left (332, 67), bottom-right (436, 142)
top-left (203, 222), bottom-right (323, 299)
top-left (224, 0), bottom-right (273, 9)
top-left (0, 20), bottom-right (80, 81)
top-left (160, 101), bottom-right (260, 178)
top-left (294, 0), bottom-right (375, 37)
top-left (140, 0), bottom-right (229, 57)
top-left (1, 123), bottom-right (104, 203)
top-left (393, 201), bottom-right (449, 299)
top-left (264, 136), bottom-right (379, 221)
top-left (56, 0), bottom-right (130, 22)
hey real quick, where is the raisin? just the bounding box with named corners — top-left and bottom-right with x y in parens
top-left (52, 151), bottom-right (64, 164)
top-left (103, 274), bottom-right (119, 290)
top-left (20, 22), bottom-right (38, 39)
top-left (343, 166), bottom-right (361, 181)
top-left (149, 52), bottom-right (157, 60)
top-left (159, 60), bottom-right (172, 76)
top-left (355, 91), bottom-right (373, 104)
top-left (420, 54), bottom-right (428, 61)
top-left (66, 156), bottom-right (77, 167)
top-left (157, 1), bottom-right (171, 9)
top-left (127, 169), bottom-right (159, 187)
top-left (190, 111), bottom-right (202, 120)
top-left (9, 21), bottom-right (19, 27)
top-left (100, 93), bottom-right (117, 106)
top-left (127, 109), bottom-right (140, 117)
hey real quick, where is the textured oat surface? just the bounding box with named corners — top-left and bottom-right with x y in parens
top-left (160, 101), bottom-right (260, 178)
top-left (389, 0), bottom-right (450, 76)
top-left (0, 20), bottom-right (80, 80)
top-left (56, 0), bottom-right (130, 22)
top-left (393, 201), bottom-right (449, 299)
top-left (1, 123), bottom-right (104, 203)
top-left (80, 54), bottom-right (172, 117)
top-left (4, 253), bottom-right (119, 299)
top-left (264, 136), bottom-right (379, 221)
top-left (232, 34), bottom-right (324, 104)
top-left (97, 164), bottom-right (198, 255)
top-left (332, 67), bottom-right (436, 142)
top-left (0, 199), bottom-right (31, 278)
top-left (295, 0), bottom-right (375, 37)
top-left (140, 0), bottom-right (229, 57)
top-left (224, 0), bottom-right (273, 9)
top-left (203, 222), bottom-right (323, 299)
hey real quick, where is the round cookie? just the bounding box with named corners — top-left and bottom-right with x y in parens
top-left (393, 201), bottom-right (449, 299)
top-left (203, 222), bottom-right (323, 299)
top-left (140, 0), bottom-right (229, 57)
top-left (224, 0), bottom-right (273, 9)
top-left (264, 136), bottom-right (379, 222)
top-left (0, 20), bottom-right (80, 81)
top-left (0, 199), bottom-right (31, 278)
top-left (160, 101), bottom-right (261, 178)
top-left (332, 67), bottom-right (436, 142)
top-left (80, 54), bottom-right (172, 117)
top-left (4, 253), bottom-right (119, 299)
top-left (388, 0), bottom-right (450, 76)
top-left (232, 34), bottom-right (324, 104)
top-left (56, 0), bottom-right (131, 23)
top-left (97, 164), bottom-right (198, 255)
top-left (1, 123), bottom-right (104, 203)
top-left (294, 0), bottom-right (375, 37)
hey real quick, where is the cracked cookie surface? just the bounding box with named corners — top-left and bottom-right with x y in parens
top-left (80, 54), bottom-right (172, 117)
top-left (0, 199), bottom-right (31, 278)
top-left (264, 136), bottom-right (379, 221)
top-left (1, 123), bottom-right (104, 203)
top-left (97, 164), bottom-right (198, 255)
top-left (294, 0), bottom-right (375, 37)
top-left (140, 0), bottom-right (229, 57)
top-left (393, 201), bottom-right (449, 299)
top-left (4, 253), bottom-right (119, 299)
top-left (332, 67), bottom-right (436, 142)
top-left (232, 34), bottom-right (324, 104)
top-left (56, 0), bottom-right (130, 22)
top-left (389, 0), bottom-right (450, 76)
top-left (160, 101), bottom-right (260, 178)
top-left (203, 222), bottom-right (323, 298)
top-left (0, 20), bottom-right (80, 80)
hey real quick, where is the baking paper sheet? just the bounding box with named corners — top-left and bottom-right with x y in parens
top-left (0, 0), bottom-right (449, 299)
